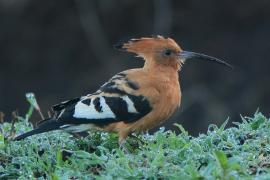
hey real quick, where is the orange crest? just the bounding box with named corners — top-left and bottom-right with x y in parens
top-left (114, 36), bottom-right (182, 59)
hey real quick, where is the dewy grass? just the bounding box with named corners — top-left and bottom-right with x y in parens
top-left (0, 98), bottom-right (270, 179)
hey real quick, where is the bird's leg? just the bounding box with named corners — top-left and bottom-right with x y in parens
top-left (119, 139), bottom-right (130, 154)
top-left (118, 132), bottom-right (130, 154)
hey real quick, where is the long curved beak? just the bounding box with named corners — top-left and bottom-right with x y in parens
top-left (179, 51), bottom-right (233, 69)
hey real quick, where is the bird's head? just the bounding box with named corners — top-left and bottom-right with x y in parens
top-left (114, 36), bottom-right (232, 71)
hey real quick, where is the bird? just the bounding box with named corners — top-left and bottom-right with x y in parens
top-left (14, 36), bottom-right (232, 148)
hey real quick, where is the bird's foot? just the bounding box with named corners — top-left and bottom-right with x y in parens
top-left (119, 140), bottom-right (130, 154)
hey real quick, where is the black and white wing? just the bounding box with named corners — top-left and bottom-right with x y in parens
top-left (52, 72), bottom-right (152, 127)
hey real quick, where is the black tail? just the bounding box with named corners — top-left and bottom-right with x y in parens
top-left (14, 118), bottom-right (62, 141)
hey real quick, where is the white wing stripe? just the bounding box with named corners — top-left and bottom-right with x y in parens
top-left (121, 95), bottom-right (138, 113)
top-left (73, 97), bottom-right (116, 119)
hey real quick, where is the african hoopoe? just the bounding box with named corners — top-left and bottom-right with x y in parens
top-left (14, 36), bottom-right (232, 147)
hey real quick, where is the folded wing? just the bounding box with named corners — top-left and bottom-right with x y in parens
top-left (53, 72), bottom-right (152, 127)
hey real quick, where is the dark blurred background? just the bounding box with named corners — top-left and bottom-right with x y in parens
top-left (0, 0), bottom-right (269, 135)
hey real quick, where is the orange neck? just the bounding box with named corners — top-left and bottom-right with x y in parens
top-left (143, 59), bottom-right (180, 81)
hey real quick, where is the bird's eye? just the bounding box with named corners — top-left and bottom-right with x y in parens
top-left (163, 49), bottom-right (172, 56)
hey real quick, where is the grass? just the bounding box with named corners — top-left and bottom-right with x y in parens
top-left (1, 97), bottom-right (270, 179)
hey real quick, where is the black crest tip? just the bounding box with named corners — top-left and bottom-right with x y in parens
top-left (113, 42), bottom-right (127, 51)
top-left (113, 37), bottom-right (139, 51)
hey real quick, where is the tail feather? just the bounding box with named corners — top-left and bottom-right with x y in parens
top-left (14, 118), bottom-right (62, 141)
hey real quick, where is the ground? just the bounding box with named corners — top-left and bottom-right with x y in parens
top-left (0, 99), bottom-right (270, 179)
